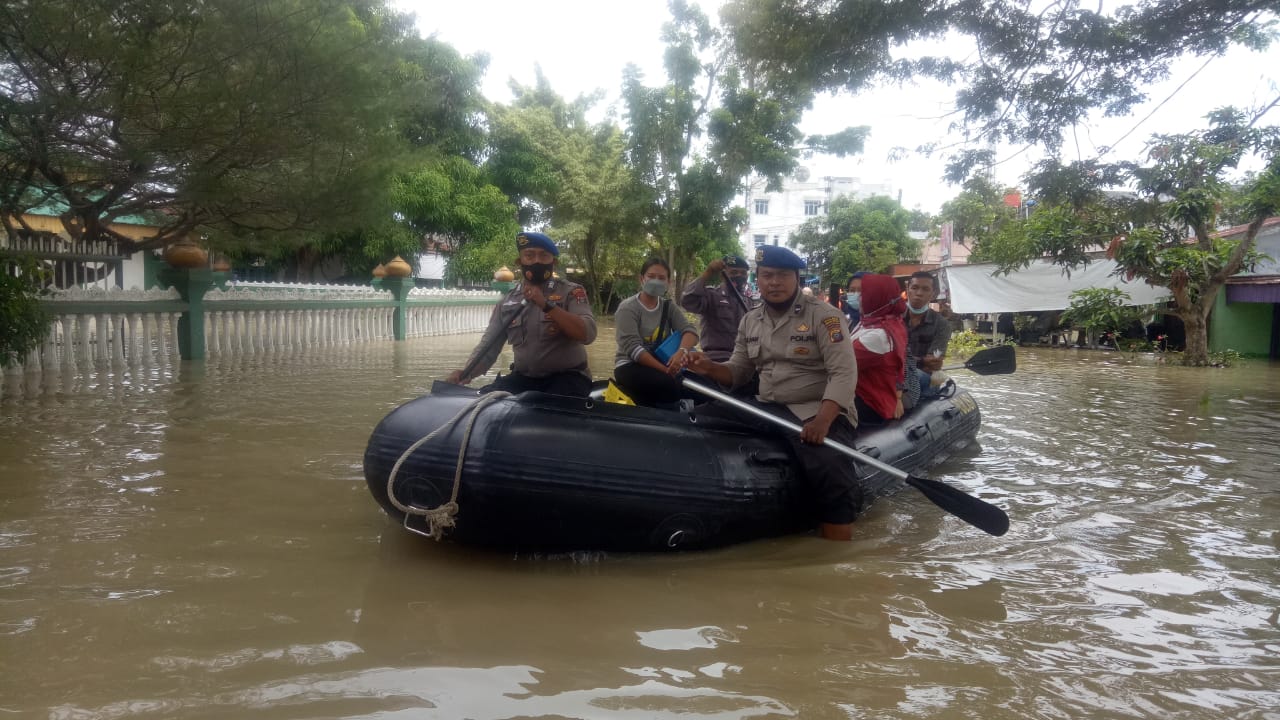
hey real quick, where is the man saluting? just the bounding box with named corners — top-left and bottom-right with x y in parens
top-left (685, 246), bottom-right (863, 540)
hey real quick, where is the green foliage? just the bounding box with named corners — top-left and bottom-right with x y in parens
top-left (393, 157), bottom-right (519, 284)
top-left (1117, 337), bottom-right (1155, 354)
top-left (720, 0), bottom-right (1275, 176)
top-left (0, 0), bottom-right (421, 249)
top-left (1208, 348), bottom-right (1244, 367)
top-left (946, 330), bottom-right (986, 361)
top-left (789, 195), bottom-right (918, 283)
top-left (0, 256), bottom-right (50, 367)
top-left (622, 0), bottom-right (867, 287)
top-left (1165, 348), bottom-right (1244, 367)
top-left (983, 110), bottom-right (1280, 366)
top-left (485, 75), bottom-right (648, 305)
top-left (1059, 288), bottom-right (1148, 340)
top-left (940, 176), bottom-right (1020, 259)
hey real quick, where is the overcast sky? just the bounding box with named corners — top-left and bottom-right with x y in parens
top-left (395, 0), bottom-right (1280, 214)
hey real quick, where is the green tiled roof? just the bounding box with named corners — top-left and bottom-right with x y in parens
top-left (19, 188), bottom-right (164, 227)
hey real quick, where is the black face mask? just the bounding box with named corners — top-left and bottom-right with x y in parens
top-left (730, 275), bottom-right (748, 289)
top-left (521, 262), bottom-right (554, 285)
top-left (765, 290), bottom-right (798, 313)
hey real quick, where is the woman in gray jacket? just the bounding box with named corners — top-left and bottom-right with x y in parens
top-left (613, 257), bottom-right (699, 408)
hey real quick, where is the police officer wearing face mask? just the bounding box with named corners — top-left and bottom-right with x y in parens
top-left (686, 245), bottom-right (862, 541)
top-left (680, 254), bottom-right (755, 363)
top-left (446, 231), bottom-right (597, 397)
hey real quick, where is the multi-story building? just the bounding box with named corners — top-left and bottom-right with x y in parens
top-left (736, 170), bottom-right (895, 259)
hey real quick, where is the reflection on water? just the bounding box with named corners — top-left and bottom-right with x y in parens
top-left (2, 332), bottom-right (1279, 719)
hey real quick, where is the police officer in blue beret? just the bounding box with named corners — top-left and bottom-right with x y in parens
top-left (447, 231), bottom-right (597, 396)
top-left (687, 245), bottom-right (865, 540)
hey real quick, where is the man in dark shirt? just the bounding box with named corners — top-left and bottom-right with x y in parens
top-left (904, 271), bottom-right (952, 399)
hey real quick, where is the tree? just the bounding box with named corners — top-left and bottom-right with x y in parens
top-left (789, 195), bottom-right (919, 282)
top-left (939, 176), bottom-right (1020, 261)
top-left (981, 109), bottom-right (1280, 366)
top-left (207, 34), bottom-right (517, 283)
top-left (720, 0), bottom-right (1276, 174)
top-left (0, 0), bottom-right (417, 250)
top-left (485, 74), bottom-right (649, 307)
top-left (622, 0), bottom-right (868, 292)
top-left (0, 256), bottom-right (48, 367)
top-left (906, 207), bottom-right (935, 233)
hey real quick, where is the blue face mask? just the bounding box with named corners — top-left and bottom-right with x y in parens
top-left (847, 291), bottom-right (861, 312)
top-left (908, 303), bottom-right (929, 315)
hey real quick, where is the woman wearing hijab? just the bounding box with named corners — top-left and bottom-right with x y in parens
top-left (849, 273), bottom-right (909, 424)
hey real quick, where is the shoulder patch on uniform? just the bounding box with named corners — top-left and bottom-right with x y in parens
top-left (571, 287), bottom-right (587, 303)
top-left (821, 316), bottom-right (844, 343)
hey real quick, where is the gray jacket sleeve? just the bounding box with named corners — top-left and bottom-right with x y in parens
top-left (669, 298), bottom-right (698, 342)
top-left (614, 297), bottom-right (647, 364)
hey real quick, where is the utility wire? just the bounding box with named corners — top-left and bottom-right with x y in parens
top-left (1100, 54), bottom-right (1216, 156)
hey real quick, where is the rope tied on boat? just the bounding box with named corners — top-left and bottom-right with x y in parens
top-left (385, 391), bottom-right (511, 540)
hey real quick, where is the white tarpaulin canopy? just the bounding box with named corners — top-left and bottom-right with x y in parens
top-left (941, 259), bottom-right (1170, 314)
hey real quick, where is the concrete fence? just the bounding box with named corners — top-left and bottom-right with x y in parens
top-left (3, 272), bottom-right (501, 384)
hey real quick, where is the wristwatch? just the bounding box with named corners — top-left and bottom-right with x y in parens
top-left (542, 300), bottom-right (559, 313)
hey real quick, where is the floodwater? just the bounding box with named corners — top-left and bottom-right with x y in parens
top-left (2, 323), bottom-right (1279, 719)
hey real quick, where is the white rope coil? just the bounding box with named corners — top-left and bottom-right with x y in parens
top-left (385, 391), bottom-right (512, 540)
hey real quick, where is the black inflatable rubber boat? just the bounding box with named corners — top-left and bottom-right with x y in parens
top-left (363, 381), bottom-right (982, 552)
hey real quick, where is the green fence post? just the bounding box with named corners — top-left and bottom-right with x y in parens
top-left (382, 276), bottom-right (414, 340)
top-left (143, 251), bottom-right (164, 290)
top-left (157, 266), bottom-right (215, 359)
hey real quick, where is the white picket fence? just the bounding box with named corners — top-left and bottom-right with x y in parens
top-left (3, 282), bottom-right (499, 382)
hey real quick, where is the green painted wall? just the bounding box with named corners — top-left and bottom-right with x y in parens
top-left (1209, 288), bottom-right (1274, 356)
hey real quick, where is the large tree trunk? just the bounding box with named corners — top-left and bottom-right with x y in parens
top-left (1179, 307), bottom-right (1210, 366)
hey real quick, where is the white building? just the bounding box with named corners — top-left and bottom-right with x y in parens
top-left (736, 169), bottom-right (896, 258)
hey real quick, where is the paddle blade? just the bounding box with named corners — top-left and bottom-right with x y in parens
top-left (904, 475), bottom-right (1010, 536)
top-left (963, 345), bottom-right (1016, 375)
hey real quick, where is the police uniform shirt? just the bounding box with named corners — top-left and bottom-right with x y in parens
top-left (724, 292), bottom-right (857, 421)
top-left (680, 276), bottom-right (750, 362)
top-left (467, 278), bottom-right (597, 379)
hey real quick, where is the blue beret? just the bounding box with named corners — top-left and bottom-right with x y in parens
top-left (852, 271), bottom-right (868, 279)
top-left (517, 231), bottom-right (559, 257)
top-left (723, 254), bottom-right (750, 270)
top-left (754, 245), bottom-right (805, 270)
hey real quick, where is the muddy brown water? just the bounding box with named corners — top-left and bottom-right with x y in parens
top-left (2, 324), bottom-right (1278, 719)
